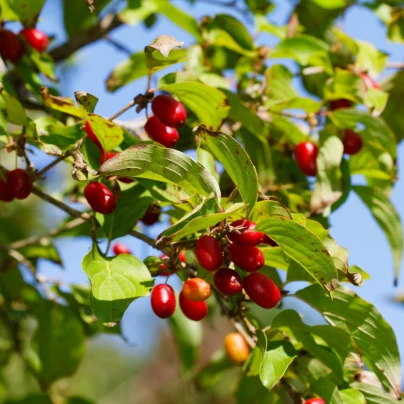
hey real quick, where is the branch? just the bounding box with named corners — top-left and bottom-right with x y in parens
top-left (49, 13), bottom-right (122, 62)
top-left (230, 318), bottom-right (256, 348)
top-left (129, 230), bottom-right (158, 249)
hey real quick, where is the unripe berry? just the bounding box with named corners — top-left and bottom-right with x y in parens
top-left (304, 399), bottom-right (325, 404)
top-left (144, 256), bottom-right (163, 276)
top-left (0, 178), bottom-right (14, 202)
top-left (343, 129), bottom-right (363, 155)
top-left (182, 278), bottom-right (211, 302)
top-left (228, 219), bottom-right (266, 247)
top-left (228, 243), bottom-right (264, 272)
top-left (194, 235), bottom-right (223, 271)
top-left (224, 333), bottom-right (250, 365)
top-left (244, 272), bottom-right (281, 309)
top-left (0, 30), bottom-right (24, 62)
top-left (84, 121), bottom-right (102, 149)
top-left (214, 268), bottom-right (243, 295)
top-left (145, 116), bottom-right (179, 148)
top-left (20, 28), bottom-right (49, 52)
top-left (152, 95), bottom-right (187, 128)
top-left (84, 182), bottom-right (117, 215)
top-left (151, 284), bottom-right (176, 319)
top-left (141, 204), bottom-right (161, 226)
top-left (113, 243), bottom-right (131, 255)
top-left (295, 142), bottom-right (318, 177)
top-left (329, 99), bottom-right (352, 110)
top-left (179, 291), bottom-right (208, 321)
top-left (7, 169), bottom-right (32, 200)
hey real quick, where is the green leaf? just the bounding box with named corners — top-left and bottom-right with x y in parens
top-left (310, 376), bottom-right (343, 404)
top-left (271, 35), bottom-right (333, 74)
top-left (1, 0), bottom-right (45, 25)
top-left (159, 82), bottom-right (229, 130)
top-left (4, 393), bottom-right (53, 404)
top-left (144, 35), bottom-right (187, 72)
top-left (237, 376), bottom-right (280, 404)
top-left (255, 15), bottom-right (287, 38)
top-left (339, 388), bottom-right (366, 404)
top-left (259, 341), bottom-right (296, 390)
top-left (169, 302), bottom-right (203, 375)
top-left (30, 301), bottom-right (86, 388)
top-left (106, 53), bottom-right (149, 92)
top-left (355, 40), bottom-right (388, 77)
top-left (195, 125), bottom-right (259, 216)
top-left (40, 87), bottom-right (82, 118)
top-left (324, 68), bottom-right (363, 103)
top-left (381, 70), bottom-right (404, 141)
top-left (256, 216), bottom-right (338, 294)
top-left (100, 184), bottom-right (153, 240)
top-left (251, 200), bottom-right (292, 222)
top-left (364, 88), bottom-right (389, 117)
top-left (98, 143), bottom-right (221, 204)
top-left (295, 284), bottom-right (402, 398)
top-left (20, 242), bottom-right (62, 266)
top-left (160, 202), bottom-right (245, 242)
top-left (74, 91), bottom-right (98, 114)
top-left (351, 382), bottom-right (399, 404)
top-left (1, 92), bottom-right (26, 125)
top-left (38, 122), bottom-right (84, 151)
top-left (329, 109), bottom-right (397, 158)
top-left (353, 186), bottom-right (403, 282)
top-left (84, 115), bottom-right (124, 153)
top-left (310, 135), bottom-right (344, 215)
top-left (81, 246), bottom-right (154, 326)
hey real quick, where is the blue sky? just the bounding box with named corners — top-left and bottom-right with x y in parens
top-left (32, 0), bottom-right (404, 367)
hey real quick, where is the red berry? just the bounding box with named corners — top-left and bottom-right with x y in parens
top-left (85, 121), bottom-right (102, 150)
top-left (262, 234), bottom-right (278, 247)
top-left (343, 129), bottom-right (363, 155)
top-left (0, 30), bottom-right (24, 62)
top-left (214, 268), bottom-right (243, 295)
top-left (141, 205), bottom-right (161, 226)
top-left (228, 219), bottom-right (266, 247)
top-left (244, 272), bottom-right (281, 309)
top-left (329, 99), bottom-right (352, 110)
top-left (360, 72), bottom-right (379, 90)
top-left (152, 95), bottom-right (187, 128)
top-left (295, 142), bottom-right (318, 177)
top-left (151, 284), bottom-right (176, 319)
top-left (194, 235), bottom-right (223, 271)
top-left (305, 399), bottom-right (325, 404)
top-left (100, 151), bottom-right (117, 165)
top-left (7, 169), bottom-right (32, 200)
top-left (182, 278), bottom-right (211, 302)
top-left (179, 291), bottom-right (208, 321)
top-left (113, 243), bottom-right (131, 255)
top-left (145, 116), bottom-right (179, 148)
top-left (0, 178), bottom-right (14, 202)
top-left (84, 182), bottom-right (117, 215)
top-left (20, 28), bottom-right (49, 52)
top-left (228, 243), bottom-right (264, 272)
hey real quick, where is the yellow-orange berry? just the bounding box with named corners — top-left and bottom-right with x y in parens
top-left (182, 278), bottom-right (211, 302)
top-left (224, 333), bottom-right (250, 365)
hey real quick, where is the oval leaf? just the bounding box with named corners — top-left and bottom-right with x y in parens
top-left (256, 216), bottom-right (338, 294)
top-left (195, 125), bottom-right (258, 217)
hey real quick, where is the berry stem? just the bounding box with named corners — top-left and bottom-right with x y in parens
top-left (108, 99), bottom-right (136, 121)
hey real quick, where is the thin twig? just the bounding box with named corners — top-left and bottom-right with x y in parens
top-left (35, 152), bottom-right (72, 179)
top-left (104, 36), bottom-right (132, 55)
top-left (129, 230), bottom-right (158, 249)
top-left (386, 62), bottom-right (404, 69)
top-left (108, 100), bottom-right (136, 121)
top-left (230, 318), bottom-right (256, 348)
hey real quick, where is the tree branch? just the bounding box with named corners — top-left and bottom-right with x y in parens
top-left (49, 13), bottom-right (123, 62)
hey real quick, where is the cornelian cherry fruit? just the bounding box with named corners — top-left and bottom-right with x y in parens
top-left (343, 129), bottom-right (363, 155)
top-left (151, 284), bottom-right (176, 319)
top-left (228, 219), bottom-right (266, 247)
top-left (84, 182), bottom-right (116, 215)
top-left (20, 28), bottom-right (49, 52)
top-left (262, 234), bottom-right (278, 247)
top-left (0, 178), bottom-right (14, 202)
top-left (360, 72), bottom-right (379, 90)
top-left (228, 243), bottom-right (264, 272)
top-left (152, 95), bottom-right (187, 128)
top-left (194, 235), bottom-right (223, 271)
top-left (85, 121), bottom-right (102, 149)
top-left (141, 205), bottom-right (161, 226)
top-left (295, 142), bottom-right (318, 177)
top-left (224, 333), bottom-right (250, 365)
top-left (113, 243), bottom-right (131, 255)
top-left (329, 99), bottom-right (352, 110)
top-left (244, 272), bottom-right (281, 309)
top-left (179, 291), bottom-right (208, 321)
top-left (100, 151), bottom-right (117, 165)
top-left (0, 30), bottom-right (24, 62)
top-left (182, 278), bottom-right (211, 302)
top-left (304, 398), bottom-right (325, 404)
top-left (145, 116), bottom-right (179, 148)
top-left (7, 169), bottom-right (32, 200)
top-left (214, 268), bottom-right (243, 295)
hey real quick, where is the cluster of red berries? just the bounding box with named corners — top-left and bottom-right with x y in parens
top-left (0, 169), bottom-right (32, 202)
top-left (294, 97), bottom-right (365, 177)
top-left (145, 95), bottom-right (187, 148)
top-left (0, 28), bottom-right (49, 62)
